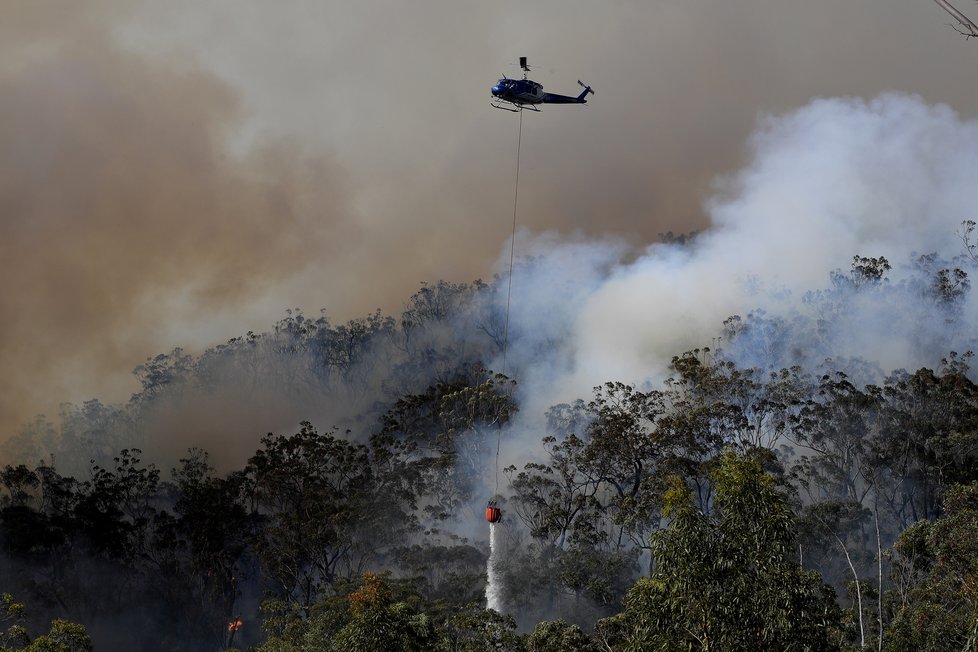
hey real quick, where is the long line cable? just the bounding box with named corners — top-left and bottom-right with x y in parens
top-left (495, 108), bottom-right (523, 495)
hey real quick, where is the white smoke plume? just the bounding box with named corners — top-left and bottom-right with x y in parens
top-left (494, 93), bottom-right (978, 429)
top-left (476, 93), bottom-right (978, 621)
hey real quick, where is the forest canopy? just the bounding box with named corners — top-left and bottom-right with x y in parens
top-left (3, 244), bottom-right (978, 650)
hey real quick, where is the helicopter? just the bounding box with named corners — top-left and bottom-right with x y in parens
top-left (490, 57), bottom-right (593, 112)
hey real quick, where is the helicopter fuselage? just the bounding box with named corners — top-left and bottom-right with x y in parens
top-left (491, 78), bottom-right (545, 105)
top-left (490, 77), bottom-right (593, 111)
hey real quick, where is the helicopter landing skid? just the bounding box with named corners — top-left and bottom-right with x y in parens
top-left (490, 102), bottom-right (540, 113)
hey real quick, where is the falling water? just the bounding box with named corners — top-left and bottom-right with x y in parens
top-left (485, 523), bottom-right (503, 611)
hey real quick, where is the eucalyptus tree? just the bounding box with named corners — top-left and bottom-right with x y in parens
top-left (885, 482), bottom-right (978, 651)
top-left (245, 422), bottom-right (417, 611)
top-left (602, 452), bottom-right (841, 651)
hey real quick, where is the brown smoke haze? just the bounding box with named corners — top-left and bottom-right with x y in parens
top-left (0, 2), bottom-right (358, 432)
top-left (1, 0), bottom-right (976, 438)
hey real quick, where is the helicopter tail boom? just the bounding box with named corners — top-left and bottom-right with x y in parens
top-left (540, 80), bottom-right (593, 105)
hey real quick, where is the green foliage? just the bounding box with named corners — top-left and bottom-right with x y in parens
top-left (254, 573), bottom-right (493, 652)
top-left (525, 619), bottom-right (598, 652)
top-left (395, 540), bottom-right (487, 606)
top-left (0, 595), bottom-right (91, 652)
top-left (605, 452), bottom-right (841, 651)
top-left (250, 599), bottom-right (309, 651)
top-left (1, 594), bottom-right (30, 651)
top-left (437, 607), bottom-right (524, 652)
top-left (885, 483), bottom-right (978, 651)
top-left (330, 600), bottom-right (435, 652)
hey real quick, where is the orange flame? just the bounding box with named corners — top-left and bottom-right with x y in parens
top-left (228, 618), bottom-right (243, 633)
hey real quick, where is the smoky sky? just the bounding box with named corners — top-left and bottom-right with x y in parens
top-left (2, 0), bottom-right (977, 437)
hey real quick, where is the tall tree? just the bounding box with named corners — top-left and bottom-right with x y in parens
top-left (246, 422), bottom-right (416, 611)
top-left (885, 482), bottom-right (978, 651)
top-left (603, 451), bottom-right (841, 651)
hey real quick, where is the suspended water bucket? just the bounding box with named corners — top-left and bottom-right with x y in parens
top-left (486, 500), bottom-right (502, 523)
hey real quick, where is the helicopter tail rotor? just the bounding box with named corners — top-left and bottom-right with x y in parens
top-left (578, 80), bottom-right (594, 96)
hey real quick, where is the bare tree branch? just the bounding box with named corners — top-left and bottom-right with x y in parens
top-left (932, 0), bottom-right (978, 38)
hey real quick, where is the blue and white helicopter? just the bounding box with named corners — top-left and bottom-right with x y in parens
top-left (491, 57), bottom-right (594, 112)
